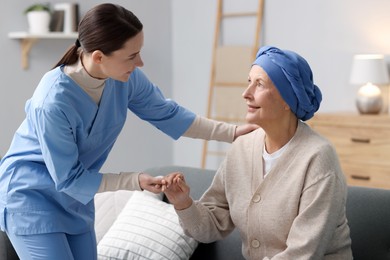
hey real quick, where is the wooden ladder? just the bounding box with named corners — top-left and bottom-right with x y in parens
top-left (201, 0), bottom-right (264, 168)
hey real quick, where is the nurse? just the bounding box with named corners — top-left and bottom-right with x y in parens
top-left (0, 3), bottom-right (257, 260)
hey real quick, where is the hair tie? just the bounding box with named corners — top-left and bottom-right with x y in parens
top-left (75, 39), bottom-right (81, 47)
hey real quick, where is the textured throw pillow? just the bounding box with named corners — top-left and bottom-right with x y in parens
top-left (94, 190), bottom-right (135, 244)
top-left (95, 190), bottom-right (164, 244)
top-left (97, 191), bottom-right (198, 260)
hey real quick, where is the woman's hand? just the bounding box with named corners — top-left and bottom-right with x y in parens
top-left (138, 173), bottom-right (163, 193)
top-left (162, 172), bottom-right (193, 210)
top-left (234, 124), bottom-right (259, 140)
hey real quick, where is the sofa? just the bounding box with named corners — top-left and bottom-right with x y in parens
top-left (1, 165), bottom-right (390, 259)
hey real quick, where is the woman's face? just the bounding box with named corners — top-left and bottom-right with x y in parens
top-left (242, 65), bottom-right (288, 127)
top-left (98, 31), bottom-right (144, 82)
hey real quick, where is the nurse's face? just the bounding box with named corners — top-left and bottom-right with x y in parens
top-left (99, 31), bottom-right (145, 82)
top-left (242, 65), bottom-right (288, 127)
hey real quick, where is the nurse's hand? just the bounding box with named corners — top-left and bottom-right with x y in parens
top-left (162, 172), bottom-right (193, 210)
top-left (234, 124), bottom-right (259, 140)
top-left (138, 173), bottom-right (164, 194)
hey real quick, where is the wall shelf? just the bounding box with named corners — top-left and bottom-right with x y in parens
top-left (8, 31), bottom-right (78, 69)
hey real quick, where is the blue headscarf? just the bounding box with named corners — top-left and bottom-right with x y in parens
top-left (253, 46), bottom-right (322, 121)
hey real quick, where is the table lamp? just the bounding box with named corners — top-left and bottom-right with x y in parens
top-left (350, 54), bottom-right (390, 114)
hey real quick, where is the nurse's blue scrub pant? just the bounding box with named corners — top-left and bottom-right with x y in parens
top-left (6, 230), bottom-right (97, 260)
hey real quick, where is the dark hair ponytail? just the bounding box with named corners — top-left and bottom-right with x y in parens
top-left (52, 3), bottom-right (143, 69)
top-left (52, 43), bottom-right (80, 69)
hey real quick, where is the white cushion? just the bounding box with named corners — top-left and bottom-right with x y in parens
top-left (94, 190), bottom-right (135, 244)
top-left (94, 190), bottom-right (163, 244)
top-left (97, 191), bottom-right (198, 260)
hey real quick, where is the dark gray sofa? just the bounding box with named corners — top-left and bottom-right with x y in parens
top-left (1, 165), bottom-right (390, 260)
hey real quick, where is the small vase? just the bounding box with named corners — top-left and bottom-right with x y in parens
top-left (27, 11), bottom-right (51, 34)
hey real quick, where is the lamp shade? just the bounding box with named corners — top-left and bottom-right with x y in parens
top-left (350, 54), bottom-right (390, 85)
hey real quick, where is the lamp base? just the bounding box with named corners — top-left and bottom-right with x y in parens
top-left (356, 95), bottom-right (382, 114)
top-left (355, 83), bottom-right (383, 114)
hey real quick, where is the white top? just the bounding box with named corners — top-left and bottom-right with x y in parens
top-left (263, 137), bottom-right (293, 177)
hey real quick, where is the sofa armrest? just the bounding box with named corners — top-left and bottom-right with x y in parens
top-left (0, 231), bottom-right (19, 260)
top-left (346, 186), bottom-right (390, 260)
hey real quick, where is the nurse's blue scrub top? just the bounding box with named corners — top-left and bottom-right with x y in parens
top-left (0, 66), bottom-right (195, 235)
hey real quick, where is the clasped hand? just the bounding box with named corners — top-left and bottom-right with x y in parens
top-left (139, 172), bottom-right (193, 210)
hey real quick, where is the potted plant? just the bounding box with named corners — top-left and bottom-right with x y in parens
top-left (24, 3), bottom-right (51, 34)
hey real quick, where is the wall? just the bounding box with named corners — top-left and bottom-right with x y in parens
top-left (172, 0), bottom-right (390, 169)
top-left (0, 0), bottom-right (173, 172)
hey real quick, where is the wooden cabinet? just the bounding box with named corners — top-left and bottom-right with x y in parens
top-left (308, 113), bottom-right (390, 190)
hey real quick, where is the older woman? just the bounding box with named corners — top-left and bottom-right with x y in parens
top-left (163, 46), bottom-right (353, 259)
